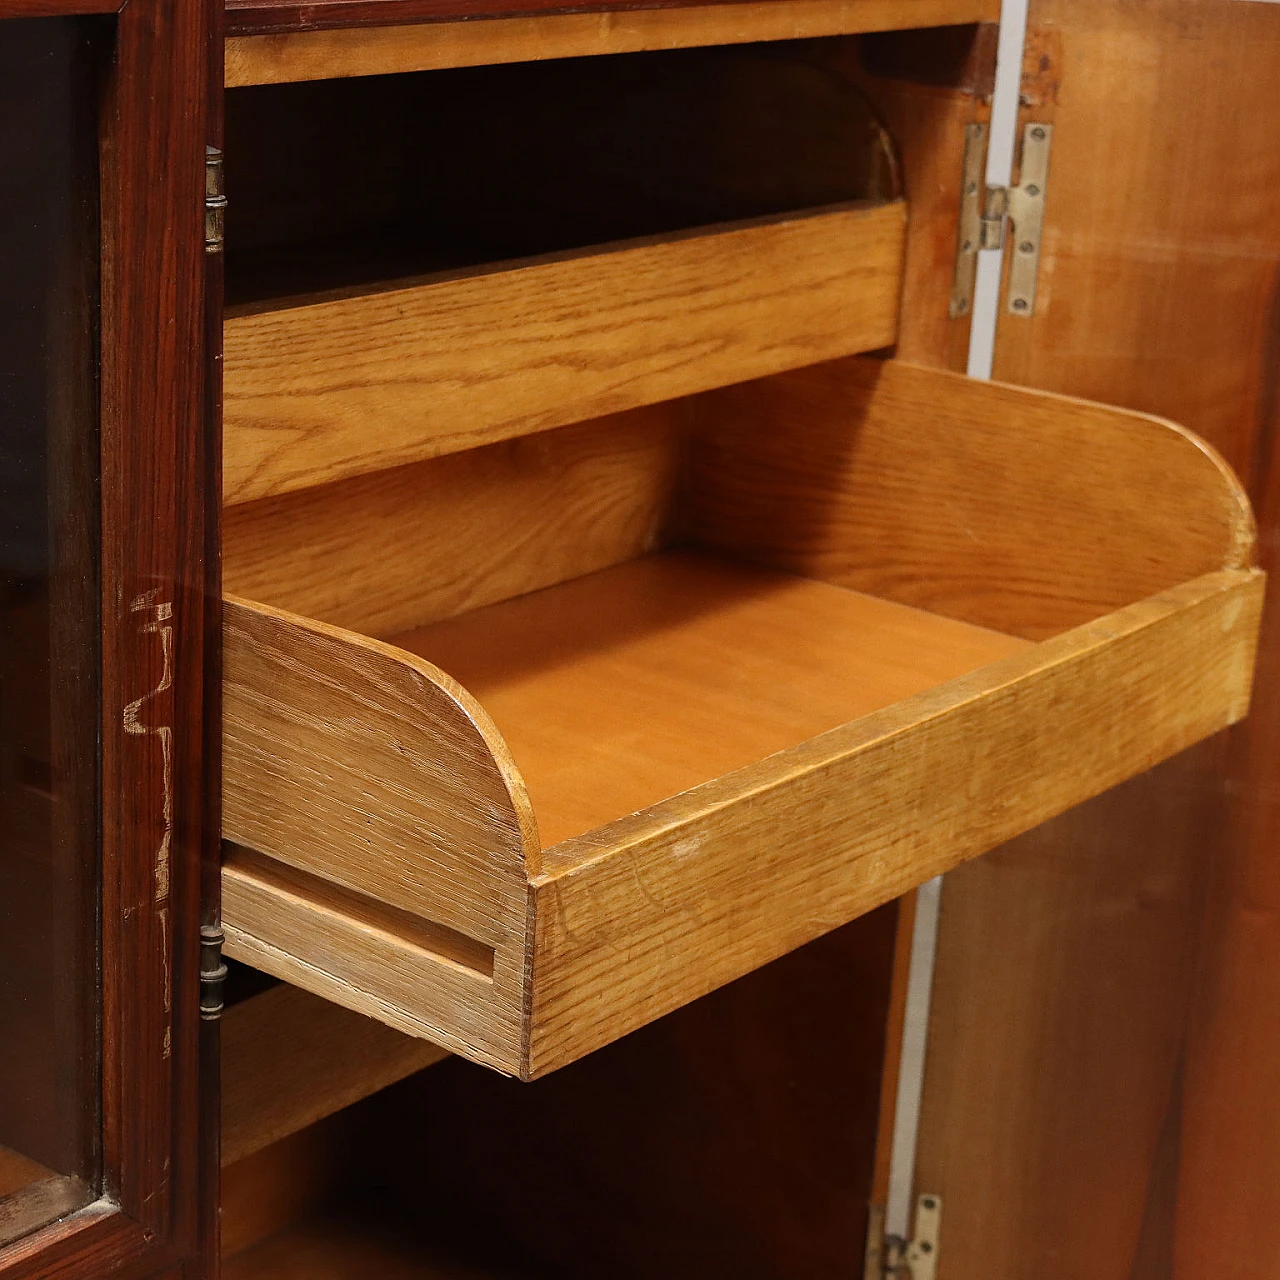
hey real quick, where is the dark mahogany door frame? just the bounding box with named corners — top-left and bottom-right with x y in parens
top-left (0, 0), bottom-right (219, 1274)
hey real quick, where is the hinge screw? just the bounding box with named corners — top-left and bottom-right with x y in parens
top-left (1031, 125), bottom-right (1047, 141)
top-left (1019, 241), bottom-right (1036, 254)
top-left (1012, 297), bottom-right (1030, 312)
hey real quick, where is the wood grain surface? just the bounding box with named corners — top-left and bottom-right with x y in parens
top-left (221, 353), bottom-right (1263, 1077)
top-left (900, 7), bottom-right (1280, 1277)
top-left (220, 1114), bottom-right (357, 1259)
top-left (224, 405), bottom-right (683, 637)
top-left (690, 358), bottom-right (1255, 639)
top-left (395, 551), bottom-right (1027, 847)
top-left (222, 202), bottom-right (905, 504)
top-left (221, 597), bottom-right (535, 1069)
top-left (348, 910), bottom-right (900, 1280)
top-left (226, 0), bottom-right (999, 80)
top-left (221, 984), bottom-right (448, 1167)
top-left (843, 26), bottom-right (995, 367)
top-left (527, 568), bottom-right (1261, 1074)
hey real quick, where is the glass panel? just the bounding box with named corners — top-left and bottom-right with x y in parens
top-left (0, 14), bottom-right (103, 1244)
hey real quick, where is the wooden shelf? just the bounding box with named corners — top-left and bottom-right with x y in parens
top-left (223, 201), bottom-right (905, 506)
top-left (221, 983), bottom-right (450, 1166)
top-left (219, 358), bottom-right (1263, 1080)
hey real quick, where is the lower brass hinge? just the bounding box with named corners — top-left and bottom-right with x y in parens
top-left (205, 145), bottom-right (226, 255)
top-left (199, 924), bottom-right (227, 1021)
top-left (951, 121), bottom-right (1054, 319)
top-left (865, 1195), bottom-right (942, 1280)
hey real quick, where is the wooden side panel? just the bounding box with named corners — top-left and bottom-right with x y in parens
top-left (527, 570), bottom-right (1262, 1076)
top-left (220, 597), bottom-right (534, 1070)
top-left (843, 24), bottom-right (995, 367)
top-left (689, 358), bottom-right (1254, 638)
top-left (224, 405), bottom-right (684, 637)
top-left (222, 203), bottom-right (905, 504)
top-left (1180, 404), bottom-right (1280, 1279)
top-left (913, 6), bottom-right (1280, 1278)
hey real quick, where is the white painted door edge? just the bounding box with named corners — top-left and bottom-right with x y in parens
top-left (881, 0), bottom-right (1030, 1246)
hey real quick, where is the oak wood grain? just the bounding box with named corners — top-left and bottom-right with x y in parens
top-left (221, 984), bottom-right (448, 1167)
top-left (222, 554), bottom-right (1261, 1077)
top-left (221, 596), bottom-right (535, 1069)
top-left (224, 406), bottom-right (684, 638)
top-left (394, 552), bottom-right (1027, 848)
top-left (222, 202), bottom-right (905, 504)
top-left (690, 358), bottom-right (1255, 639)
top-left (225, 0), bottom-right (1000, 80)
top-left (219, 356), bottom-right (1262, 1077)
top-left (526, 568), bottom-right (1262, 1074)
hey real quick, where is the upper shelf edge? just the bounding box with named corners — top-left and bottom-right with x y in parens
top-left (225, 0), bottom-right (1000, 57)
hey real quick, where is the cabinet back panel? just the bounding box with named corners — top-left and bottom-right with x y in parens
top-left (224, 41), bottom-right (896, 305)
top-left (345, 909), bottom-right (900, 1280)
top-left (224, 404), bottom-right (686, 636)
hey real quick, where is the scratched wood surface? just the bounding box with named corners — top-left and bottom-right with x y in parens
top-left (225, 0), bottom-right (999, 81)
top-left (222, 202), bottom-right (904, 504)
top-left (0, 0), bottom-right (217, 1275)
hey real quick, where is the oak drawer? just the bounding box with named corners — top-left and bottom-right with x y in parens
top-left (220, 356), bottom-right (1263, 1077)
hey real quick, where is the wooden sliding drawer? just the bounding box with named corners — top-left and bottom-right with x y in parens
top-left (221, 357), bottom-right (1263, 1078)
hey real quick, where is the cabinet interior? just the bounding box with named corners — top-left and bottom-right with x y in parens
top-left (223, 38), bottom-right (896, 306)
top-left (219, 31), bottom-right (930, 1263)
top-left (216, 18), bottom-right (1264, 1275)
top-left (221, 907), bottom-right (901, 1279)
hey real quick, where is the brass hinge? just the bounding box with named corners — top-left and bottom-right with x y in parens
top-left (949, 123), bottom-right (987, 319)
top-left (951, 121), bottom-right (1053, 318)
top-left (204, 145), bottom-right (226, 256)
top-left (199, 924), bottom-right (227, 1021)
top-left (865, 1195), bottom-right (942, 1280)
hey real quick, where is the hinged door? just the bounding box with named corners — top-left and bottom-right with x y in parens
top-left (0, 0), bottom-right (220, 1275)
top-left (911, 3), bottom-right (1280, 1276)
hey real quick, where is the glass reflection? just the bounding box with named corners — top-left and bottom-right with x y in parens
top-left (0, 14), bottom-right (103, 1243)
